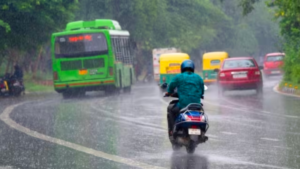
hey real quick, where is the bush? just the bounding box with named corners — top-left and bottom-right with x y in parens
top-left (282, 41), bottom-right (300, 84)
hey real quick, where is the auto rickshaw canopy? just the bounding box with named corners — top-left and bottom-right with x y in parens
top-left (203, 52), bottom-right (229, 70)
top-left (159, 53), bottom-right (190, 74)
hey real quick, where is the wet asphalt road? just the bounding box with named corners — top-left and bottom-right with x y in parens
top-left (0, 76), bottom-right (300, 169)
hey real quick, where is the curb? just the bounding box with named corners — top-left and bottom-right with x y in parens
top-left (273, 84), bottom-right (300, 98)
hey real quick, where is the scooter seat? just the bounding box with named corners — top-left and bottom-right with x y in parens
top-left (180, 103), bottom-right (203, 113)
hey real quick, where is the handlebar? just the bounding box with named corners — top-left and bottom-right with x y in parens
top-left (163, 93), bottom-right (178, 98)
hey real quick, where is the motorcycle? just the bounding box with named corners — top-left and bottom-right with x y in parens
top-left (0, 77), bottom-right (10, 96)
top-left (0, 74), bottom-right (25, 97)
top-left (165, 93), bottom-right (209, 154)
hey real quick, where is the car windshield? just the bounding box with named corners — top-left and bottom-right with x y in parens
top-left (223, 59), bottom-right (256, 69)
top-left (267, 55), bottom-right (284, 62)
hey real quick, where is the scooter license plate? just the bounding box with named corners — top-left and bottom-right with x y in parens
top-left (188, 128), bottom-right (201, 135)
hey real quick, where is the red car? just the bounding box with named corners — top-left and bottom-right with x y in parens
top-left (263, 52), bottom-right (285, 76)
top-left (217, 57), bottom-right (263, 95)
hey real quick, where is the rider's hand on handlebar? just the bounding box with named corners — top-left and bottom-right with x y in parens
top-left (164, 92), bottom-right (170, 97)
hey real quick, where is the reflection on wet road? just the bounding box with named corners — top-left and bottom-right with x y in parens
top-left (1, 76), bottom-right (300, 169)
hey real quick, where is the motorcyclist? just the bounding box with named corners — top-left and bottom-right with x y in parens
top-left (13, 64), bottom-right (23, 81)
top-left (165, 59), bottom-right (205, 136)
top-left (7, 65), bottom-right (24, 94)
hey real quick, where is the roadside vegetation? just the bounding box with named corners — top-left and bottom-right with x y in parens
top-left (0, 0), bottom-right (290, 87)
top-left (241, 0), bottom-right (300, 86)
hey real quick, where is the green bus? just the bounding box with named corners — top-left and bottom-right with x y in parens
top-left (51, 19), bottom-right (135, 98)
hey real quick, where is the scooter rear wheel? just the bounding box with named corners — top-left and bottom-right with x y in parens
top-left (186, 141), bottom-right (196, 154)
top-left (172, 142), bottom-right (181, 151)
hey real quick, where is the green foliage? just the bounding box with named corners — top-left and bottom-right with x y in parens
top-left (240, 0), bottom-right (300, 84)
top-left (210, 0), bottom-right (280, 57)
top-left (0, 0), bottom-right (78, 50)
top-left (238, 0), bottom-right (260, 15)
top-left (0, 0), bottom-right (283, 76)
top-left (282, 41), bottom-right (300, 84)
top-left (0, 19), bottom-right (10, 32)
top-left (0, 0), bottom-right (78, 65)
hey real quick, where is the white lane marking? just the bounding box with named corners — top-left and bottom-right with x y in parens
top-left (0, 166), bottom-right (13, 169)
top-left (261, 138), bottom-right (280, 142)
top-left (223, 95), bottom-right (300, 119)
top-left (206, 134), bottom-right (219, 138)
top-left (160, 88), bottom-right (300, 120)
top-left (208, 154), bottom-right (290, 169)
top-left (0, 103), bottom-right (165, 169)
top-left (90, 103), bottom-right (221, 142)
top-left (284, 115), bottom-right (299, 118)
top-left (274, 146), bottom-right (291, 150)
top-left (221, 132), bottom-right (237, 135)
top-left (202, 100), bottom-right (300, 119)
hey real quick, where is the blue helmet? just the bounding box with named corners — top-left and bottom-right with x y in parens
top-left (181, 59), bottom-right (195, 73)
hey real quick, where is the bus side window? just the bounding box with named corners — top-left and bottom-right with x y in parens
top-left (116, 37), bottom-right (122, 62)
top-left (121, 38), bottom-right (126, 64)
top-left (124, 38), bottom-right (130, 64)
top-left (112, 38), bottom-right (117, 61)
top-left (126, 38), bottom-right (132, 64)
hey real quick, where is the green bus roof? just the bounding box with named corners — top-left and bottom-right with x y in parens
top-left (66, 19), bottom-right (122, 31)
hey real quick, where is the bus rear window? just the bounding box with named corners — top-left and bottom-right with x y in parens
top-left (55, 33), bottom-right (108, 58)
top-left (223, 59), bottom-right (256, 69)
top-left (266, 55), bottom-right (284, 62)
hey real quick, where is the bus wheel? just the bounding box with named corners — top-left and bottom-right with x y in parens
top-left (77, 90), bottom-right (86, 97)
top-left (124, 86), bottom-right (131, 93)
top-left (105, 86), bottom-right (120, 96)
top-left (62, 92), bottom-right (72, 99)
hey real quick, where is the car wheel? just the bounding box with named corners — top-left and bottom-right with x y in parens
top-left (264, 74), bottom-right (269, 79)
top-left (123, 86), bottom-right (131, 93)
top-left (256, 85), bottom-right (263, 95)
top-left (218, 86), bottom-right (225, 96)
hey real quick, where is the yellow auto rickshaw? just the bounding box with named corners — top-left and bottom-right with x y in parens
top-left (202, 52), bottom-right (229, 84)
top-left (159, 53), bottom-right (190, 89)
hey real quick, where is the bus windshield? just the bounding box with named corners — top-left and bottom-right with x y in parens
top-left (55, 33), bottom-right (108, 58)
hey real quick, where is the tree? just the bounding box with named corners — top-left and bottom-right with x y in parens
top-left (240, 0), bottom-right (300, 83)
top-left (0, 0), bottom-right (78, 73)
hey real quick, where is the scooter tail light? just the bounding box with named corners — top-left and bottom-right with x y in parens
top-left (191, 125), bottom-right (198, 129)
top-left (184, 114), bottom-right (192, 121)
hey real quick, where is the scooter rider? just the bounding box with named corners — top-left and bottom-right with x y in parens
top-left (165, 59), bottom-right (205, 136)
top-left (13, 64), bottom-right (23, 82)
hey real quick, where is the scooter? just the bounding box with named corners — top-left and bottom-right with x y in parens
top-left (165, 93), bottom-right (209, 154)
top-left (0, 74), bottom-right (25, 97)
